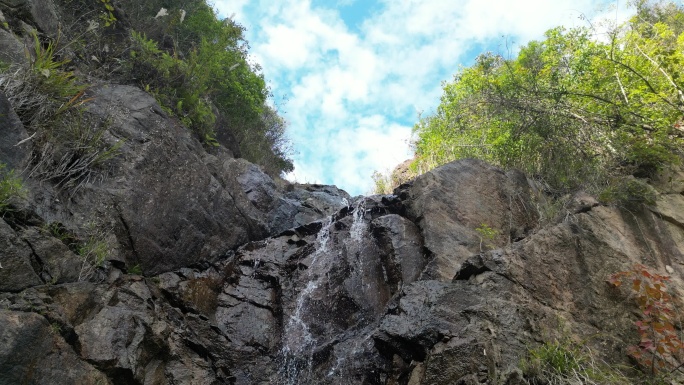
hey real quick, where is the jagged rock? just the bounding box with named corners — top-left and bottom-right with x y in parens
top-left (0, 90), bottom-right (29, 170)
top-left (650, 194), bottom-right (684, 228)
top-left (20, 227), bottom-right (83, 284)
top-left (652, 164), bottom-right (684, 194)
top-left (232, 157), bottom-right (352, 234)
top-left (2, 145), bottom-right (684, 385)
top-left (288, 183), bottom-right (351, 213)
top-left (567, 191), bottom-right (600, 214)
top-left (397, 158), bottom-right (539, 281)
top-left (0, 310), bottom-right (110, 384)
top-left (27, 84), bottom-right (270, 275)
top-left (0, 218), bottom-right (42, 291)
top-left (390, 157), bottom-right (416, 186)
top-left (274, 183), bottom-right (351, 231)
top-left (371, 214), bottom-right (425, 286)
top-left (233, 158), bottom-right (280, 213)
top-left (0, 0), bottom-right (59, 35)
top-left (0, 27), bottom-right (27, 67)
top-left (375, 203), bottom-right (684, 383)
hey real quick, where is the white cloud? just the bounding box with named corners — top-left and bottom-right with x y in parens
top-left (211, 0), bottom-right (631, 195)
top-left (209, 0), bottom-right (249, 21)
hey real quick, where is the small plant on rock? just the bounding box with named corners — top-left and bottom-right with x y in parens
top-left (98, 0), bottom-right (117, 27)
top-left (0, 32), bottom-right (120, 191)
top-left (521, 338), bottom-right (631, 384)
top-left (475, 223), bottom-right (499, 251)
top-left (128, 264), bottom-right (142, 275)
top-left (599, 177), bottom-right (657, 207)
top-left (77, 225), bottom-right (110, 281)
top-left (183, 275), bottom-right (223, 315)
top-left (608, 264), bottom-right (684, 377)
top-left (0, 163), bottom-right (26, 215)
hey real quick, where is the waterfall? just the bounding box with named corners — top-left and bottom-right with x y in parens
top-left (279, 216), bottom-right (333, 384)
top-left (349, 199), bottom-right (367, 242)
top-left (277, 199), bottom-right (376, 384)
top-left (349, 199), bottom-right (371, 295)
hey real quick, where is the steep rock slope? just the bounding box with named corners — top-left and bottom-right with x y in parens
top-left (0, 83), bottom-right (349, 283)
top-left (2, 158), bottom-right (683, 384)
top-left (1, 1), bottom-right (684, 384)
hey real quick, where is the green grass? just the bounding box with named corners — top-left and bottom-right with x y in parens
top-left (521, 339), bottom-right (632, 385)
top-left (0, 163), bottom-right (26, 214)
top-left (0, 32), bottom-right (121, 191)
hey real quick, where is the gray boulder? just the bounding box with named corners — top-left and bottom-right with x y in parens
top-left (0, 28), bottom-right (27, 67)
top-left (20, 227), bottom-right (83, 284)
top-left (0, 0), bottom-right (59, 36)
top-left (396, 158), bottom-right (539, 281)
top-left (231, 157), bottom-right (351, 234)
top-left (0, 310), bottom-right (110, 384)
top-left (0, 218), bottom-right (41, 291)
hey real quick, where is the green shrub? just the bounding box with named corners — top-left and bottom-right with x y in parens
top-left (598, 177), bottom-right (657, 207)
top-left (371, 170), bottom-right (393, 194)
top-left (410, 2), bottom-right (684, 196)
top-left (118, 2), bottom-right (293, 175)
top-left (127, 31), bottom-right (217, 142)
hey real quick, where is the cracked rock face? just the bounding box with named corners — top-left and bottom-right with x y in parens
top-left (14, 84), bottom-right (344, 277)
top-left (2, 158), bottom-right (683, 384)
top-left (396, 158), bottom-right (540, 281)
top-left (231, 158), bottom-right (352, 235)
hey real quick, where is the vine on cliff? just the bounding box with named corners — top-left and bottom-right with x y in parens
top-left (608, 264), bottom-right (684, 376)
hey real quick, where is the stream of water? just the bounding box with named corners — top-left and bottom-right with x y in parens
top-left (278, 199), bottom-right (371, 384)
top-left (279, 216), bottom-right (334, 384)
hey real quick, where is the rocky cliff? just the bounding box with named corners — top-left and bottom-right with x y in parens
top-left (2, 1), bottom-right (684, 384)
top-left (2, 132), bottom-right (684, 384)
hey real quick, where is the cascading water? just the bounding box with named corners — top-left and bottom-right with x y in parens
top-left (277, 198), bottom-right (380, 384)
top-left (349, 199), bottom-right (367, 243)
top-left (279, 216), bottom-right (334, 384)
top-left (325, 199), bottom-right (378, 382)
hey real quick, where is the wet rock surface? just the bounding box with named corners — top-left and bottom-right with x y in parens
top-left (2, 157), bottom-right (683, 384)
top-left (232, 158), bottom-right (352, 235)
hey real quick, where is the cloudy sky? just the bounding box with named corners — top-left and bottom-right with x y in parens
top-left (211, 0), bottom-right (632, 196)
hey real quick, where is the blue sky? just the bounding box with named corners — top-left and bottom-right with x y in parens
top-left (211, 0), bottom-right (633, 196)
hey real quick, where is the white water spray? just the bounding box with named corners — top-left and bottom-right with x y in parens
top-left (280, 216), bottom-right (333, 384)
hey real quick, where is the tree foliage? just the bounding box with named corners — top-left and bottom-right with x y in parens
top-left (119, 0), bottom-right (293, 175)
top-left (411, 0), bottom-right (684, 196)
top-left (57, 0), bottom-right (293, 175)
